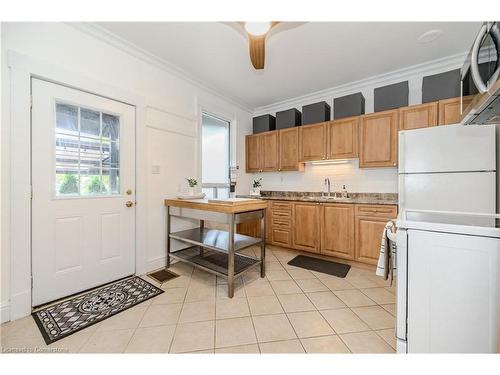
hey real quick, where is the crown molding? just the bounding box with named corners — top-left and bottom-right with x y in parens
top-left (67, 22), bottom-right (253, 113)
top-left (254, 51), bottom-right (468, 115)
top-left (66, 22), bottom-right (470, 117)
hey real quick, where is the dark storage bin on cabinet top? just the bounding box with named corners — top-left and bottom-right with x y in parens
top-left (333, 92), bottom-right (365, 119)
top-left (253, 114), bottom-right (276, 133)
top-left (422, 69), bottom-right (461, 103)
top-left (302, 101), bottom-right (331, 125)
top-left (374, 81), bottom-right (409, 112)
top-left (276, 108), bottom-right (302, 129)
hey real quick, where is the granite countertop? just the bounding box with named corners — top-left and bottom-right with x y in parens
top-left (236, 191), bottom-right (398, 206)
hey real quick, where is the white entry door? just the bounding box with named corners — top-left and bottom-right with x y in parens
top-left (31, 79), bottom-right (136, 306)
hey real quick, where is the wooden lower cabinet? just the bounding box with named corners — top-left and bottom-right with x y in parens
top-left (236, 219), bottom-right (261, 238)
top-left (320, 204), bottom-right (355, 260)
top-left (354, 204), bottom-right (397, 265)
top-left (292, 202), bottom-right (320, 253)
top-left (263, 200), bottom-right (397, 266)
top-left (271, 226), bottom-right (292, 247)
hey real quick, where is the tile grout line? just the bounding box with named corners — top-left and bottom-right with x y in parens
top-left (121, 299), bottom-right (154, 353)
top-left (242, 272), bottom-right (262, 354)
top-left (268, 258), bottom-right (307, 353)
top-left (167, 264), bottom-right (195, 354)
top-left (277, 250), bottom-right (393, 354)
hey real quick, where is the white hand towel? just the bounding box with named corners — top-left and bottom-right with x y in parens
top-left (376, 220), bottom-right (397, 282)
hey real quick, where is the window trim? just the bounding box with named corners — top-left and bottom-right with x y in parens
top-left (199, 110), bottom-right (232, 199)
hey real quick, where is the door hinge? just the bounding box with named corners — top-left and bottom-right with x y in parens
top-left (30, 94), bottom-right (33, 109)
top-left (30, 185), bottom-right (33, 200)
top-left (31, 276), bottom-right (33, 289)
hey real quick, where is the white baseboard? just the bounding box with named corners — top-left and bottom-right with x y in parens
top-left (1, 301), bottom-right (11, 323)
top-left (9, 289), bottom-right (31, 321)
top-left (146, 256), bottom-right (168, 273)
top-left (145, 255), bottom-right (185, 274)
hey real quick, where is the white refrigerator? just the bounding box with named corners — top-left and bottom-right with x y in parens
top-left (396, 124), bottom-right (498, 353)
top-left (398, 124), bottom-right (496, 213)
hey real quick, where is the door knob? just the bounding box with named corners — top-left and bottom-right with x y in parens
top-left (125, 201), bottom-right (134, 207)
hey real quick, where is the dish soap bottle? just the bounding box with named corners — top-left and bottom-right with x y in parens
top-left (341, 185), bottom-right (348, 198)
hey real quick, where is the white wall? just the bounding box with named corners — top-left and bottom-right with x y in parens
top-left (249, 160), bottom-right (398, 193)
top-left (0, 22), bottom-right (253, 322)
top-left (251, 52), bottom-right (467, 194)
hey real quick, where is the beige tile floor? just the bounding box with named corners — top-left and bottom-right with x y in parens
top-left (0, 245), bottom-right (396, 354)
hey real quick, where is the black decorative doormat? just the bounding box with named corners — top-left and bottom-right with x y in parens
top-left (288, 255), bottom-right (351, 278)
top-left (32, 276), bottom-right (163, 344)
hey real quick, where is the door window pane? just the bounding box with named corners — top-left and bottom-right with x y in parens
top-left (56, 103), bottom-right (78, 133)
top-left (55, 103), bottom-right (121, 196)
top-left (80, 108), bottom-right (100, 138)
top-left (201, 113), bottom-right (230, 198)
top-left (102, 113), bottom-right (120, 140)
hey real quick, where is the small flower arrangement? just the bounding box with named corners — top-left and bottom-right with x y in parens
top-left (253, 178), bottom-right (262, 189)
top-left (186, 178), bottom-right (198, 188)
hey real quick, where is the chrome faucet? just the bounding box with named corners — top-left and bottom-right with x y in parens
top-left (324, 178), bottom-right (331, 197)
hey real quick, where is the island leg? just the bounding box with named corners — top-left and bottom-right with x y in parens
top-left (260, 208), bottom-right (266, 278)
top-left (199, 219), bottom-right (205, 257)
top-left (165, 205), bottom-right (171, 268)
top-left (227, 213), bottom-right (235, 298)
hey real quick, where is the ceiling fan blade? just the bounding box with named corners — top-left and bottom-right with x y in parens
top-left (249, 34), bottom-right (266, 70)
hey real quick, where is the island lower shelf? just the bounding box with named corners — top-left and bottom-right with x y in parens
top-left (169, 227), bottom-right (263, 254)
top-left (170, 246), bottom-right (261, 277)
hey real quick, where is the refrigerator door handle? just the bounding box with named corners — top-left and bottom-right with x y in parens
top-left (398, 131), bottom-right (405, 174)
top-left (398, 175), bottom-right (405, 212)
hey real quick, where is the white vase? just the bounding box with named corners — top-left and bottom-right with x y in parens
top-left (187, 187), bottom-right (195, 196)
top-left (252, 188), bottom-right (261, 196)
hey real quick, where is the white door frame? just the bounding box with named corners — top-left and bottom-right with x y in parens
top-left (5, 51), bottom-right (148, 321)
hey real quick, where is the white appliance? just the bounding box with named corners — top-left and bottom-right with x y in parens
top-left (460, 21), bottom-right (500, 125)
top-left (396, 124), bottom-right (498, 353)
top-left (396, 211), bottom-right (500, 353)
top-left (398, 124), bottom-right (496, 213)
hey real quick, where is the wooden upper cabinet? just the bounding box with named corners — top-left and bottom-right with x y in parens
top-left (438, 96), bottom-right (473, 126)
top-left (292, 202), bottom-right (320, 253)
top-left (320, 204), bottom-right (355, 260)
top-left (327, 116), bottom-right (359, 159)
top-left (279, 127), bottom-right (304, 171)
top-left (245, 134), bottom-right (261, 172)
top-left (299, 122), bottom-right (327, 162)
top-left (359, 110), bottom-right (398, 168)
top-left (261, 131), bottom-right (279, 171)
top-left (399, 102), bottom-right (438, 131)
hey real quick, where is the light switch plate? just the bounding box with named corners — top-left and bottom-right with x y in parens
top-left (152, 165), bottom-right (160, 174)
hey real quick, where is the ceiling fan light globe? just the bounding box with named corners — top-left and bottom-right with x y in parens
top-left (244, 22), bottom-right (272, 36)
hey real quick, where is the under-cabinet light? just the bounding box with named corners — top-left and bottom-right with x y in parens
top-left (310, 159), bottom-right (350, 166)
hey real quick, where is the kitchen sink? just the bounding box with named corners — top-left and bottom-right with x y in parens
top-left (303, 195), bottom-right (353, 202)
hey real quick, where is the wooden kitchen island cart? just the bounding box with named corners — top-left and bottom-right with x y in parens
top-left (164, 198), bottom-right (267, 298)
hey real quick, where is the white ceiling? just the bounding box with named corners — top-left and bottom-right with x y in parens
top-left (96, 22), bottom-right (481, 109)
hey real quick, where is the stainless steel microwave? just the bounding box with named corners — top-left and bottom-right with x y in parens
top-left (461, 21), bottom-right (500, 125)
